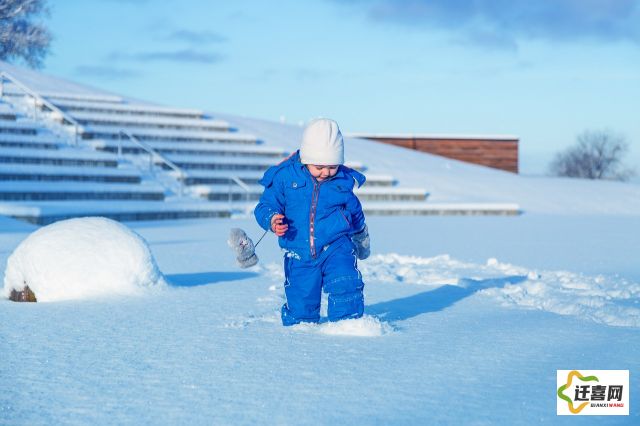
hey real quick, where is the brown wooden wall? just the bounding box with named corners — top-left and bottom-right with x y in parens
top-left (362, 136), bottom-right (519, 173)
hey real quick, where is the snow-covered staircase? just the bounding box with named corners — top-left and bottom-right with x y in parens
top-left (0, 64), bottom-right (518, 225)
top-left (0, 78), bottom-right (230, 224)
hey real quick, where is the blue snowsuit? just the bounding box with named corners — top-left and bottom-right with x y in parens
top-left (254, 151), bottom-right (367, 326)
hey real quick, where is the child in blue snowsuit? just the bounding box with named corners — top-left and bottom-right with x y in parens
top-left (254, 118), bottom-right (370, 326)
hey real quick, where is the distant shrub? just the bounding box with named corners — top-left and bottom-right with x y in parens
top-left (550, 130), bottom-right (636, 181)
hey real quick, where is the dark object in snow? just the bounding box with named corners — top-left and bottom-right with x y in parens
top-left (351, 225), bottom-right (370, 260)
top-left (228, 228), bottom-right (267, 268)
top-left (9, 284), bottom-right (37, 302)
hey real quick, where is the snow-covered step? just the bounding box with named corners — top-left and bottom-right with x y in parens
top-left (0, 103), bottom-right (17, 120)
top-left (345, 161), bottom-right (365, 172)
top-left (81, 124), bottom-right (258, 144)
top-left (361, 202), bottom-right (521, 216)
top-left (71, 111), bottom-right (230, 132)
top-left (0, 181), bottom-right (165, 201)
top-left (157, 153), bottom-right (280, 171)
top-left (40, 92), bottom-right (124, 103)
top-left (0, 133), bottom-right (60, 150)
top-left (89, 139), bottom-right (287, 158)
top-left (191, 184), bottom-right (427, 202)
top-left (0, 133), bottom-right (61, 143)
top-left (191, 184), bottom-right (263, 201)
top-left (178, 169), bottom-right (389, 186)
top-left (0, 200), bottom-right (232, 225)
top-left (361, 174), bottom-right (396, 187)
top-left (0, 103), bottom-right (14, 113)
top-left (181, 169), bottom-right (267, 185)
top-left (49, 98), bottom-right (205, 119)
top-left (0, 120), bottom-right (39, 135)
top-left (161, 154), bottom-right (364, 172)
top-left (0, 112), bottom-right (17, 121)
top-left (0, 147), bottom-right (119, 167)
top-left (0, 163), bottom-right (142, 183)
top-left (355, 187), bottom-right (428, 201)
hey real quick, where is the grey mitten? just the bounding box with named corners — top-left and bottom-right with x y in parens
top-left (228, 228), bottom-right (258, 268)
top-left (351, 224), bottom-right (370, 260)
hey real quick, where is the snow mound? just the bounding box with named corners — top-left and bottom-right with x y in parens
top-left (3, 217), bottom-right (166, 302)
top-left (293, 315), bottom-right (394, 337)
top-left (361, 253), bottom-right (640, 328)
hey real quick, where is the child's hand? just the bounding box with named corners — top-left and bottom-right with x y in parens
top-left (270, 214), bottom-right (288, 236)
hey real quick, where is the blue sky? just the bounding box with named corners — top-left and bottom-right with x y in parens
top-left (38, 0), bottom-right (640, 174)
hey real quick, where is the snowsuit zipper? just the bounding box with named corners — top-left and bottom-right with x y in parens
top-left (309, 179), bottom-right (323, 258)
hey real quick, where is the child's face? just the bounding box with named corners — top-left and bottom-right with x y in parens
top-left (306, 164), bottom-right (339, 182)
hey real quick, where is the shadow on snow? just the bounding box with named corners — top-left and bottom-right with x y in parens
top-left (366, 275), bottom-right (528, 322)
top-left (166, 271), bottom-right (259, 287)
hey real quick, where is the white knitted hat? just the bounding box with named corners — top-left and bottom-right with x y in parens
top-left (299, 118), bottom-right (344, 165)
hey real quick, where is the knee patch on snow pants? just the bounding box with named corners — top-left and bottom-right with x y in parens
top-left (281, 239), bottom-right (364, 326)
top-left (323, 270), bottom-right (364, 322)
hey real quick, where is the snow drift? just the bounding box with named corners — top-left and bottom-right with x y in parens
top-left (3, 217), bottom-right (166, 302)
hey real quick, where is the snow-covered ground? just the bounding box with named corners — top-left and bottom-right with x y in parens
top-left (1, 211), bottom-right (638, 424)
top-left (1, 60), bottom-right (638, 423)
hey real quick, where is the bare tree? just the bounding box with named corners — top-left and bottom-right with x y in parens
top-left (0, 0), bottom-right (51, 68)
top-left (550, 129), bottom-right (636, 181)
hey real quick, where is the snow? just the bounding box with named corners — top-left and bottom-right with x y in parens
top-left (1, 214), bottom-right (638, 424)
top-left (0, 214), bottom-right (640, 424)
top-left (1, 61), bottom-right (639, 423)
top-left (3, 217), bottom-right (166, 302)
top-left (293, 315), bottom-right (395, 337)
top-left (359, 253), bottom-right (640, 328)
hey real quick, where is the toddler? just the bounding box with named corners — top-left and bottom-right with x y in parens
top-left (254, 118), bottom-right (370, 326)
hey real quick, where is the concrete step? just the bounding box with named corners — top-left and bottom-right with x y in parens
top-left (356, 187), bottom-right (428, 201)
top-left (0, 163), bottom-right (142, 183)
top-left (0, 133), bottom-right (62, 150)
top-left (191, 184), bottom-right (427, 202)
top-left (48, 97), bottom-right (206, 119)
top-left (0, 181), bottom-right (165, 201)
top-left (72, 111), bottom-right (230, 132)
top-left (0, 200), bottom-right (231, 225)
top-left (0, 113), bottom-right (17, 120)
top-left (0, 104), bottom-right (17, 120)
top-left (0, 135), bottom-right (60, 150)
top-left (0, 147), bottom-right (120, 167)
top-left (41, 92), bottom-right (125, 104)
top-left (162, 154), bottom-right (365, 172)
top-left (0, 120), bottom-right (39, 135)
top-left (159, 153), bottom-right (278, 171)
top-left (181, 170), bottom-right (266, 185)
top-left (361, 202), bottom-right (521, 216)
top-left (81, 124), bottom-right (258, 145)
top-left (89, 139), bottom-right (288, 158)
top-left (184, 200), bottom-right (520, 216)
top-left (177, 169), bottom-right (394, 186)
